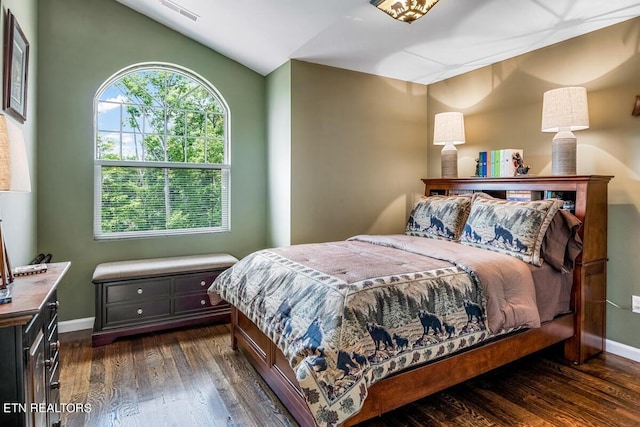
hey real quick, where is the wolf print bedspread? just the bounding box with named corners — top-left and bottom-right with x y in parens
top-left (209, 235), bottom-right (539, 426)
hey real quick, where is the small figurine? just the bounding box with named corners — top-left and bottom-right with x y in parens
top-left (474, 157), bottom-right (480, 177)
top-left (513, 152), bottom-right (530, 176)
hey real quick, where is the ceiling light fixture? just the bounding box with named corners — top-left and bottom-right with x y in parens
top-left (159, 0), bottom-right (199, 22)
top-left (370, 0), bottom-right (440, 23)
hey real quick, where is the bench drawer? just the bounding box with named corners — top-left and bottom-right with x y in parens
top-left (174, 272), bottom-right (220, 295)
top-left (106, 300), bottom-right (171, 325)
top-left (105, 279), bottom-right (171, 303)
top-left (174, 293), bottom-right (212, 314)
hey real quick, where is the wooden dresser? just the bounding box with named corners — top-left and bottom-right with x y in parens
top-left (0, 262), bottom-right (70, 427)
top-left (422, 175), bottom-right (612, 363)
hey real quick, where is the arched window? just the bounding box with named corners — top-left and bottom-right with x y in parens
top-left (94, 63), bottom-right (230, 239)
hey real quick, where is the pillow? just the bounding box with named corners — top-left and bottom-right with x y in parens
top-left (541, 209), bottom-right (583, 272)
top-left (459, 197), bottom-right (562, 266)
top-left (406, 195), bottom-right (471, 241)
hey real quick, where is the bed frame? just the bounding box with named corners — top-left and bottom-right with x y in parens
top-left (229, 175), bottom-right (612, 426)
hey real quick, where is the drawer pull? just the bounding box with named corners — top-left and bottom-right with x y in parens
top-left (137, 288), bottom-right (143, 295)
top-left (45, 358), bottom-right (53, 368)
top-left (51, 381), bottom-right (61, 390)
top-left (51, 340), bottom-right (60, 352)
top-left (47, 301), bottom-right (59, 311)
top-left (137, 308), bottom-right (143, 315)
top-left (200, 299), bottom-right (206, 306)
top-left (200, 281), bottom-right (206, 287)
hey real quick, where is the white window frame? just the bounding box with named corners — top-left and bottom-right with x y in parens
top-left (93, 62), bottom-right (231, 240)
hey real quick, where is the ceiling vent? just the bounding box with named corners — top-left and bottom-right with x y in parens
top-left (159, 0), bottom-right (199, 22)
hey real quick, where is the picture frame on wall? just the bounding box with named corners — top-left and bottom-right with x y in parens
top-left (3, 10), bottom-right (29, 123)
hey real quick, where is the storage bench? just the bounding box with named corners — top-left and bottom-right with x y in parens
top-left (91, 253), bottom-right (237, 346)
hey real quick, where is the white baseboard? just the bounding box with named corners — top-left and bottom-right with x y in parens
top-left (606, 339), bottom-right (640, 363)
top-left (59, 317), bottom-right (95, 334)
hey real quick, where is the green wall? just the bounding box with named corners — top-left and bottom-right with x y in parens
top-left (266, 62), bottom-right (291, 248)
top-left (0, 0), bottom-right (38, 267)
top-left (37, 0), bottom-right (267, 321)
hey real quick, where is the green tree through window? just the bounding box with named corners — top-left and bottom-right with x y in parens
top-left (94, 64), bottom-right (229, 239)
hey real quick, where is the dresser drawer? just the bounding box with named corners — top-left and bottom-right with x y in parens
top-left (48, 362), bottom-right (61, 427)
top-left (106, 300), bottom-right (171, 325)
top-left (174, 272), bottom-right (220, 295)
top-left (174, 293), bottom-right (215, 314)
top-left (48, 312), bottom-right (58, 338)
top-left (46, 341), bottom-right (59, 371)
top-left (105, 279), bottom-right (171, 303)
top-left (49, 358), bottom-right (60, 389)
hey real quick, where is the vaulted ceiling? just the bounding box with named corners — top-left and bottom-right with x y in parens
top-left (115, 0), bottom-right (640, 85)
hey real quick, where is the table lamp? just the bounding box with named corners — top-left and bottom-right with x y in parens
top-left (433, 112), bottom-right (465, 178)
top-left (0, 114), bottom-right (31, 303)
top-left (541, 87), bottom-right (589, 175)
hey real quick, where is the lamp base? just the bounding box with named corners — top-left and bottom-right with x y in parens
top-left (0, 219), bottom-right (14, 290)
top-left (551, 131), bottom-right (576, 175)
top-left (0, 287), bottom-right (11, 304)
top-left (441, 144), bottom-right (458, 178)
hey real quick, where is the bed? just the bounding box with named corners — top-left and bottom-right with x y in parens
top-left (209, 175), bottom-right (612, 426)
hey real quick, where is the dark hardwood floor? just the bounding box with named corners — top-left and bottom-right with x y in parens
top-left (60, 324), bottom-right (640, 427)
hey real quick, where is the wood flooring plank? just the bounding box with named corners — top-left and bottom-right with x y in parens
top-left (521, 362), bottom-right (640, 426)
top-left (170, 328), bottom-right (231, 427)
top-left (455, 383), bottom-right (555, 427)
top-left (142, 333), bottom-right (191, 427)
top-left (180, 326), bottom-right (267, 426)
top-left (188, 325), bottom-right (294, 426)
top-left (130, 337), bottom-right (154, 403)
top-left (105, 339), bottom-right (141, 423)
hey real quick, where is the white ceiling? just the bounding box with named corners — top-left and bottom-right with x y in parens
top-left (115, 0), bottom-right (640, 85)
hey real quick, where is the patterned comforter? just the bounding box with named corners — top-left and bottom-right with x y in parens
top-left (208, 235), bottom-right (540, 426)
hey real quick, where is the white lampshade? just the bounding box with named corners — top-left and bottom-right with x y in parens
top-left (433, 112), bottom-right (466, 146)
top-left (433, 112), bottom-right (465, 178)
top-left (541, 87), bottom-right (589, 176)
top-left (0, 114), bottom-right (31, 292)
top-left (0, 114), bottom-right (31, 192)
top-left (541, 87), bottom-right (589, 132)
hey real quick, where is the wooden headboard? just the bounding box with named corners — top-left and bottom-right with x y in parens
top-left (421, 175), bottom-right (613, 362)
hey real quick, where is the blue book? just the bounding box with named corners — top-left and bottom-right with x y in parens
top-left (480, 151), bottom-right (487, 177)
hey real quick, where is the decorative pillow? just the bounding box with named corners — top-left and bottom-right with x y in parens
top-left (406, 195), bottom-right (471, 241)
top-left (541, 209), bottom-right (583, 272)
top-left (460, 197), bottom-right (562, 266)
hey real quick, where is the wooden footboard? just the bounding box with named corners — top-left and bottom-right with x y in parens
top-left (231, 307), bottom-right (317, 427)
top-left (231, 306), bottom-right (575, 426)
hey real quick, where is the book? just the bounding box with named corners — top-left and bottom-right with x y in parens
top-left (492, 150), bottom-right (497, 177)
top-left (479, 151), bottom-right (487, 177)
top-left (506, 190), bottom-right (532, 201)
top-left (13, 264), bottom-right (48, 276)
top-left (449, 189), bottom-right (474, 195)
